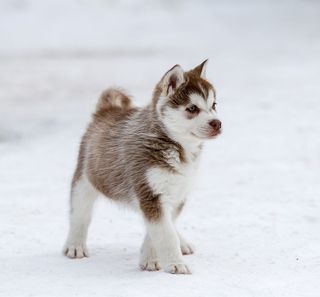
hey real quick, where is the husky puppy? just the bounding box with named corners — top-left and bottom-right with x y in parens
top-left (63, 60), bottom-right (222, 274)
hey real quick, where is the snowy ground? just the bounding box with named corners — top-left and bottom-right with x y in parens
top-left (1, 0), bottom-right (320, 296)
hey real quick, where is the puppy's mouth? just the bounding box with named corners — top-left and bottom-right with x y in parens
top-left (208, 129), bottom-right (221, 138)
top-left (191, 129), bottom-right (222, 140)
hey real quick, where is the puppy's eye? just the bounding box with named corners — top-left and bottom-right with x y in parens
top-left (186, 105), bottom-right (199, 113)
top-left (212, 102), bottom-right (217, 110)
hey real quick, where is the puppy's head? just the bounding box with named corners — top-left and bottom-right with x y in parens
top-left (153, 60), bottom-right (222, 142)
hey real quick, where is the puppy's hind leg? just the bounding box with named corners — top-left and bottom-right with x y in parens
top-left (177, 231), bottom-right (195, 256)
top-left (63, 175), bottom-right (98, 259)
top-left (174, 202), bottom-right (195, 255)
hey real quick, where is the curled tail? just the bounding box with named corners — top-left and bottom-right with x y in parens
top-left (96, 88), bottom-right (133, 114)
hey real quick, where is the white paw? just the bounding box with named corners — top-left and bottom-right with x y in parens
top-left (180, 241), bottom-right (195, 255)
top-left (165, 263), bottom-right (192, 274)
top-left (139, 236), bottom-right (160, 271)
top-left (139, 258), bottom-right (161, 271)
top-left (63, 244), bottom-right (89, 259)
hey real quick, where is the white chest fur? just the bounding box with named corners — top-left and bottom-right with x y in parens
top-left (146, 147), bottom-right (201, 213)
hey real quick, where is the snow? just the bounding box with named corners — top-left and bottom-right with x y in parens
top-left (1, 0), bottom-right (320, 296)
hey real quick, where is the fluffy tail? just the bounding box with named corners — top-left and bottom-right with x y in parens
top-left (96, 88), bottom-right (133, 113)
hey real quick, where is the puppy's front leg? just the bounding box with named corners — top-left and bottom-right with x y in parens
top-left (146, 208), bottom-right (191, 274)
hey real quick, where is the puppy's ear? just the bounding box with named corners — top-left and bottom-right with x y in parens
top-left (161, 64), bottom-right (185, 96)
top-left (192, 59), bottom-right (208, 79)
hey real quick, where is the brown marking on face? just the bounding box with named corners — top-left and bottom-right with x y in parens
top-left (153, 70), bottom-right (215, 120)
top-left (168, 73), bottom-right (215, 123)
top-left (185, 71), bottom-right (214, 101)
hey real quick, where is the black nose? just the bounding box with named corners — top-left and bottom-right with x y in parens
top-left (209, 119), bottom-right (222, 130)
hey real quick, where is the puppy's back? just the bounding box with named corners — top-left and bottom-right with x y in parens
top-left (71, 88), bottom-right (138, 202)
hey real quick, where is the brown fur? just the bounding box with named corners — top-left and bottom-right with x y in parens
top-left (96, 88), bottom-right (132, 114)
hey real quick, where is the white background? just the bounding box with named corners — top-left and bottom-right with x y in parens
top-left (0, 0), bottom-right (319, 296)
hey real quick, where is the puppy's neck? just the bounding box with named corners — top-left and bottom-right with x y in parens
top-left (169, 130), bottom-right (203, 157)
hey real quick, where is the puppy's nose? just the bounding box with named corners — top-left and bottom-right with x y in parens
top-left (209, 119), bottom-right (222, 130)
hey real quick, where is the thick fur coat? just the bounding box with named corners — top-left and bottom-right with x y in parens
top-left (64, 60), bottom-right (222, 274)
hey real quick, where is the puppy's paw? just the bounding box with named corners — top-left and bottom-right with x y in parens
top-left (139, 258), bottom-right (161, 271)
top-left (165, 263), bottom-right (192, 274)
top-left (63, 244), bottom-right (89, 259)
top-left (139, 238), bottom-right (160, 271)
top-left (180, 241), bottom-right (195, 255)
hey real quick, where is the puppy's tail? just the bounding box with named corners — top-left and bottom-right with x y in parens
top-left (96, 88), bottom-right (133, 113)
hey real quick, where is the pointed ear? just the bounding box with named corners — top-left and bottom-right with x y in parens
top-left (192, 59), bottom-right (208, 79)
top-left (161, 64), bottom-right (185, 96)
